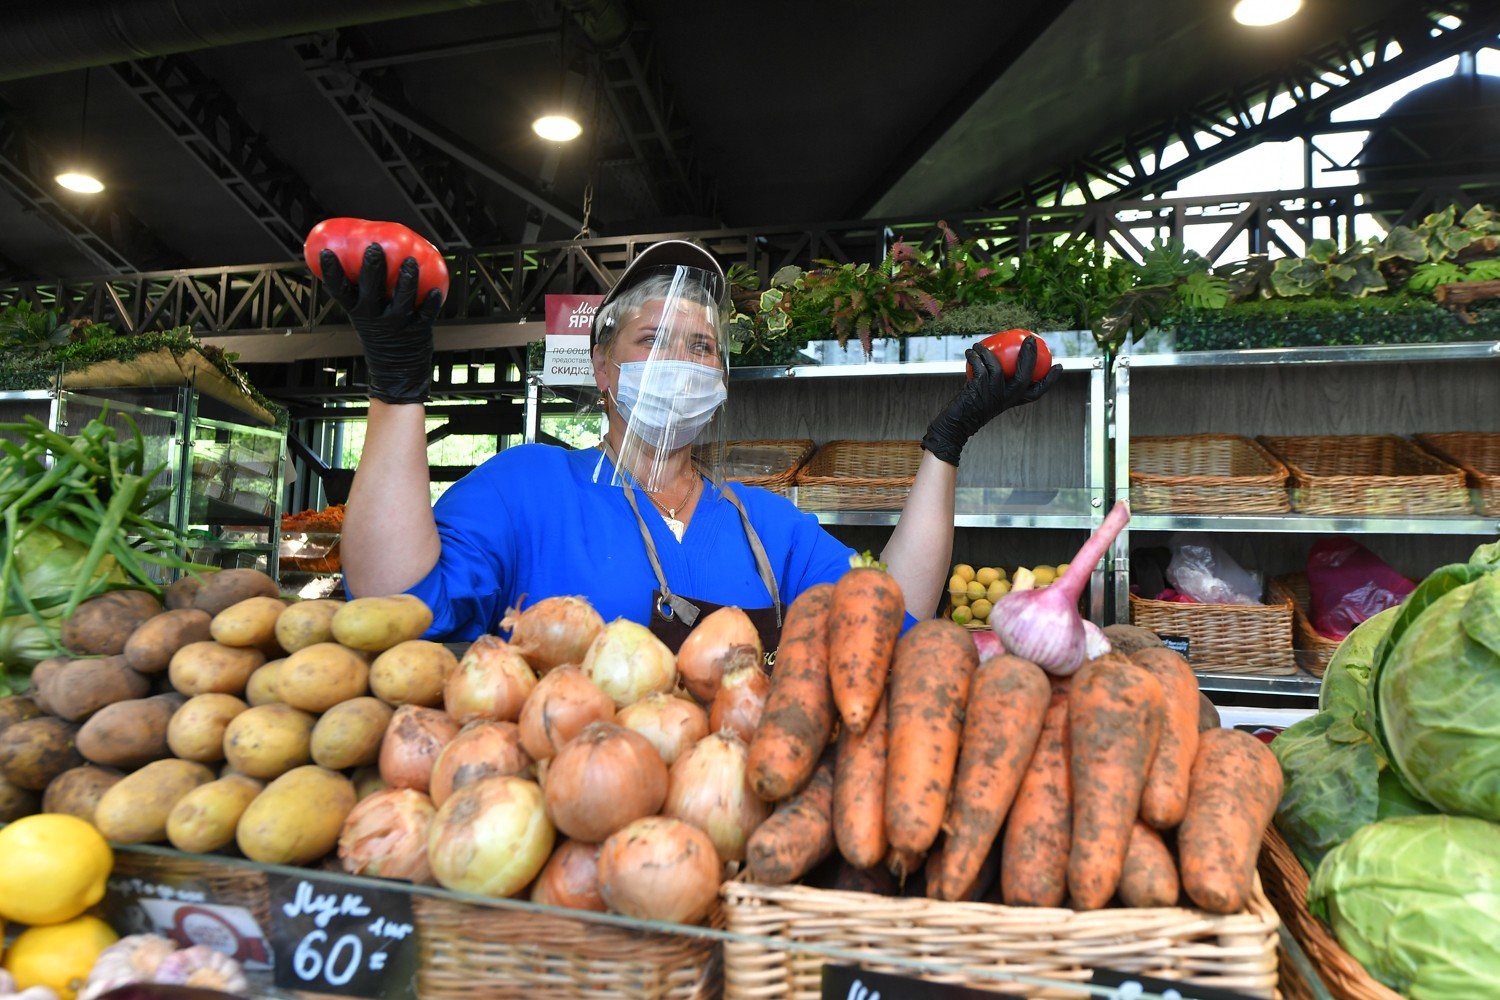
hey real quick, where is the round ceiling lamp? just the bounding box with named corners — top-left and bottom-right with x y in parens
top-left (55, 170), bottom-right (105, 194)
top-left (1232, 0), bottom-right (1303, 27)
top-left (533, 114), bottom-right (582, 142)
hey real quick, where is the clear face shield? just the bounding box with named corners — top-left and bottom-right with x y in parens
top-left (591, 263), bottom-right (731, 494)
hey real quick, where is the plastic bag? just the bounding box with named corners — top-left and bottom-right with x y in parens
top-left (1167, 535), bottom-right (1263, 605)
top-left (1306, 538), bottom-right (1415, 641)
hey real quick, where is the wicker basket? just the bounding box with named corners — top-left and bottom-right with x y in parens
top-left (1268, 574), bottom-right (1341, 678)
top-left (1257, 435), bottom-right (1470, 516)
top-left (1415, 431), bottom-right (1500, 515)
top-left (1129, 592), bottom-right (1297, 675)
top-left (700, 439), bottom-right (816, 497)
top-left (1258, 827), bottom-right (1399, 1000)
top-left (722, 880), bottom-right (1281, 999)
top-left (793, 440), bottom-right (922, 510)
top-left (1130, 435), bottom-right (1291, 514)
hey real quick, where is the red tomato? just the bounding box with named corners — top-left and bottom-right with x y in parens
top-left (965, 329), bottom-right (1053, 382)
top-left (304, 218), bottom-right (451, 305)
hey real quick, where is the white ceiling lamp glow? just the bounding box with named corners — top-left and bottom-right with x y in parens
top-left (532, 113), bottom-right (582, 142)
top-left (55, 67), bottom-right (105, 195)
top-left (1233, 0), bottom-right (1303, 27)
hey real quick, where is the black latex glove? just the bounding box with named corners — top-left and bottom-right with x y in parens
top-left (320, 243), bottom-right (443, 404)
top-left (921, 337), bottom-right (1063, 466)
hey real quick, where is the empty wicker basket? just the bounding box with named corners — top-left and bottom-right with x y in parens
top-left (700, 439), bottom-right (816, 496)
top-left (1258, 435), bottom-right (1470, 516)
top-left (1129, 591), bottom-right (1297, 675)
top-left (1414, 431), bottom-right (1500, 515)
top-left (793, 440), bottom-right (923, 510)
top-left (1130, 434), bottom-right (1291, 514)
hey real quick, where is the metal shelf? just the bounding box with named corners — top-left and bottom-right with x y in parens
top-left (1194, 672), bottom-right (1322, 696)
top-left (811, 510), bottom-right (1098, 529)
top-left (1120, 340), bottom-right (1500, 370)
top-left (729, 356), bottom-right (1102, 382)
top-left (1128, 512), bottom-right (1500, 535)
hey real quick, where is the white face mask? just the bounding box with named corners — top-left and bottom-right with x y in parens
top-left (614, 360), bottom-right (727, 450)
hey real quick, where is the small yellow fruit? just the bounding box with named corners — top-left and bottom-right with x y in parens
top-left (986, 580), bottom-right (1007, 603)
top-left (951, 607), bottom-right (973, 626)
top-left (0, 814), bottom-right (112, 926)
top-left (948, 574), bottom-right (966, 592)
top-left (953, 564), bottom-right (975, 582)
top-left (1033, 566), bottom-right (1058, 586)
top-left (975, 567), bottom-right (999, 587)
top-left (1057, 563), bottom-right (1070, 577)
top-left (965, 580), bottom-right (987, 601)
top-left (951, 594), bottom-right (970, 607)
top-left (970, 598), bottom-right (993, 620)
top-left (4, 915), bottom-right (117, 1000)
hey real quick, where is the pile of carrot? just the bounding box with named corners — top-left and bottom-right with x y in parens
top-left (744, 568), bottom-right (1282, 915)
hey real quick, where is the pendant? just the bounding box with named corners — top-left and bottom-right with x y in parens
top-left (663, 512), bottom-right (686, 542)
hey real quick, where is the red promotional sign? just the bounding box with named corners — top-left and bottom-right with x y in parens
top-left (545, 294), bottom-right (603, 335)
top-left (541, 294), bottom-right (603, 385)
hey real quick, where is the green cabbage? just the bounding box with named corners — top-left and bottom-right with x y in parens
top-left (1319, 605), bottom-right (1399, 720)
top-left (1309, 814), bottom-right (1500, 998)
top-left (0, 525), bottom-right (124, 679)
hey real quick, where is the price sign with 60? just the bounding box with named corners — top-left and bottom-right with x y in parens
top-left (267, 874), bottom-right (418, 999)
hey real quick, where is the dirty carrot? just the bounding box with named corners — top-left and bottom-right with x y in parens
top-left (834, 696), bottom-right (888, 869)
top-left (828, 562), bottom-right (905, 736)
top-left (1179, 728), bottom-right (1283, 914)
top-left (1000, 679), bottom-right (1072, 907)
top-left (884, 619), bottom-right (978, 854)
top-left (885, 843), bottom-right (926, 887)
top-left (749, 584), bottom-right (835, 801)
top-left (1119, 819), bottom-right (1179, 907)
top-left (931, 655), bottom-right (1051, 901)
top-left (745, 756), bottom-right (836, 885)
top-left (1066, 653), bottom-right (1165, 910)
top-left (1131, 647), bottom-right (1200, 829)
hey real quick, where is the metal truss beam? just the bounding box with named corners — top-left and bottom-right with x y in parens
top-left (991, 1), bottom-right (1500, 209)
top-left (0, 102), bottom-right (179, 274)
top-left (350, 28), bottom-right (558, 70)
top-left (111, 55), bottom-right (328, 258)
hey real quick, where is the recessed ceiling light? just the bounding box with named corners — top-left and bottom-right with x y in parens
top-left (532, 114), bottom-right (582, 142)
top-left (55, 171), bottom-right (104, 194)
top-left (1233, 0), bottom-right (1303, 27)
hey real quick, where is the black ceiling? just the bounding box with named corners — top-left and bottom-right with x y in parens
top-left (0, 0), bottom-right (1444, 280)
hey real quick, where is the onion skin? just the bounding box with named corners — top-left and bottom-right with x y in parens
top-left (544, 722), bottom-right (667, 842)
top-left (427, 775), bottom-right (554, 897)
top-left (380, 705), bottom-right (460, 792)
top-left (517, 665), bottom-right (616, 761)
top-left (530, 839), bottom-right (605, 911)
top-left (677, 606), bottom-right (763, 703)
top-left (502, 596), bottom-right (605, 674)
top-left (665, 732), bottom-right (770, 862)
top-left (338, 788), bottom-right (436, 883)
top-left (598, 816), bottom-right (721, 925)
top-left (709, 664), bottom-right (770, 744)
top-left (429, 721), bottom-right (534, 806)
top-left (444, 635), bottom-right (538, 724)
top-left (583, 619), bottom-right (677, 707)
top-left (616, 693), bottom-right (709, 766)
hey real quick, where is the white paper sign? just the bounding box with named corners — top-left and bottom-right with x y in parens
top-left (541, 294), bottom-right (603, 386)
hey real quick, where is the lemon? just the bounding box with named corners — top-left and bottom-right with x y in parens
top-left (4, 915), bottom-right (117, 1000)
top-left (0, 814), bottom-right (112, 926)
top-left (951, 593), bottom-right (970, 607)
top-left (953, 564), bottom-right (975, 582)
top-left (965, 580), bottom-right (987, 601)
top-left (950, 607), bottom-right (973, 626)
top-left (974, 567), bottom-right (999, 587)
top-left (970, 598), bottom-right (993, 620)
top-left (1033, 566), bottom-right (1057, 586)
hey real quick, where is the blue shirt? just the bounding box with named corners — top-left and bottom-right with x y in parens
top-left (389, 444), bottom-right (882, 641)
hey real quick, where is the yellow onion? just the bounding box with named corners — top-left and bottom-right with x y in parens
top-left (616, 692), bottom-right (709, 766)
top-left (427, 775), bottom-right (554, 897)
top-left (530, 839), bottom-right (605, 911)
top-left (583, 619), bottom-right (676, 707)
top-left (544, 722), bottom-right (666, 842)
top-left (676, 607), bottom-right (762, 702)
top-left (338, 788), bottom-right (436, 883)
top-left (709, 663), bottom-right (770, 744)
top-left (429, 721), bottom-right (534, 806)
top-left (444, 635), bottom-right (538, 723)
top-left (665, 732), bottom-right (769, 863)
top-left (379, 705), bottom-right (460, 792)
top-left (502, 596), bottom-right (605, 674)
top-left (598, 816), bottom-right (720, 925)
top-left (517, 665), bottom-right (615, 760)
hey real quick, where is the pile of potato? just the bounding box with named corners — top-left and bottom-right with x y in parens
top-left (0, 569), bottom-right (445, 868)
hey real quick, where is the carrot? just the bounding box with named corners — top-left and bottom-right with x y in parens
top-left (828, 566), bottom-right (905, 736)
top-left (1000, 679), bottom-right (1071, 907)
top-left (834, 696), bottom-right (888, 868)
top-left (884, 619), bottom-right (977, 854)
top-left (1131, 647), bottom-right (1200, 829)
top-left (1066, 653), bottom-right (1165, 910)
top-left (927, 837), bottom-right (1004, 902)
top-left (749, 584), bottom-right (835, 801)
top-left (834, 860), bottom-right (897, 896)
top-left (745, 757), bottom-right (835, 885)
top-left (931, 656), bottom-right (1051, 901)
top-left (1118, 820), bottom-right (1179, 907)
top-left (1179, 728), bottom-right (1282, 914)
top-left (885, 844), bottom-right (926, 889)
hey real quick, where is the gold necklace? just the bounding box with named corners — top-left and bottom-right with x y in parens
top-left (644, 474), bottom-right (698, 541)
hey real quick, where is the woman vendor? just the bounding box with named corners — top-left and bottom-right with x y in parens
top-left (323, 239), bottom-right (1059, 651)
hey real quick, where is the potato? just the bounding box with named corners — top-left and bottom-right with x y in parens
top-left (169, 641), bottom-right (265, 697)
top-left (211, 595), bottom-right (286, 653)
top-left (332, 595), bottom-right (433, 653)
top-left (275, 600), bottom-right (344, 654)
top-left (44, 657), bottom-right (150, 722)
top-left (0, 716), bottom-right (82, 789)
top-left (124, 609), bottom-right (213, 673)
top-left (0, 695), bottom-right (42, 733)
top-left (192, 569), bottom-right (279, 617)
top-left (1199, 691), bottom-right (1221, 732)
top-left (0, 772), bottom-right (39, 821)
top-left (94, 758), bottom-right (215, 844)
top-left (42, 764), bottom-right (124, 823)
top-left (167, 693), bottom-right (249, 763)
top-left (311, 697), bottom-right (393, 770)
top-left (61, 590), bottom-right (161, 655)
top-left (1104, 623), bottom-right (1166, 657)
top-left (165, 575), bottom-right (202, 611)
top-left (246, 660), bottom-right (283, 706)
top-left (370, 640), bottom-right (455, 707)
top-left (278, 643), bottom-right (369, 712)
top-left (167, 774), bottom-right (263, 853)
top-left (237, 765), bottom-right (355, 865)
top-left (223, 703), bottom-right (315, 779)
top-left (78, 693), bottom-right (181, 769)
top-left (28, 658), bottom-right (68, 713)
top-left (352, 766), bottom-right (388, 801)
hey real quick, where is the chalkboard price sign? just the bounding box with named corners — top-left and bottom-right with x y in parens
top-left (266, 874), bottom-right (419, 999)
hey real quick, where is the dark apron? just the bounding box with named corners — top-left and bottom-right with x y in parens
top-left (619, 480), bottom-right (784, 662)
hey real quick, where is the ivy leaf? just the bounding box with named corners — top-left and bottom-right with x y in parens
top-left (1305, 239), bottom-right (1340, 263)
top-left (1271, 257), bottom-right (1324, 297)
top-left (1333, 257), bottom-right (1387, 298)
top-left (1376, 225), bottom-right (1427, 263)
